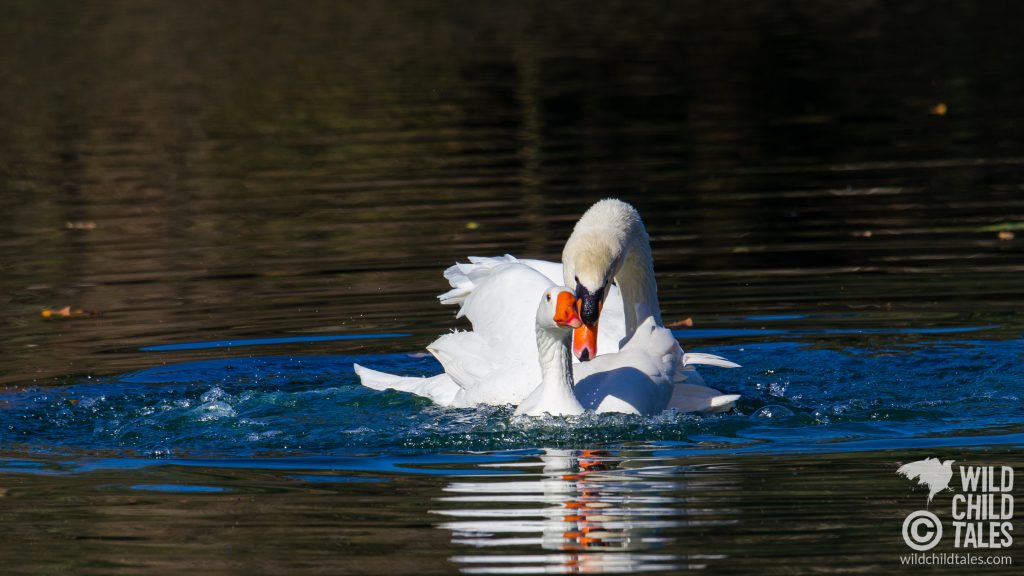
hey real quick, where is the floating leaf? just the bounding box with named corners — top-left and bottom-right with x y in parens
top-left (666, 317), bottom-right (694, 328)
top-left (41, 306), bottom-right (99, 319)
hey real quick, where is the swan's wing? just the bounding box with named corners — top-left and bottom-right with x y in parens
top-left (573, 318), bottom-right (740, 414)
top-left (619, 317), bottom-right (680, 362)
top-left (571, 322), bottom-right (675, 415)
top-left (572, 359), bottom-right (666, 415)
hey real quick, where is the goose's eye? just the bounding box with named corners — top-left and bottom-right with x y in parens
top-left (546, 294), bottom-right (551, 302)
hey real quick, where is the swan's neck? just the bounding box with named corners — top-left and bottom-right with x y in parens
top-left (616, 233), bottom-right (662, 335)
top-left (532, 325), bottom-right (581, 410)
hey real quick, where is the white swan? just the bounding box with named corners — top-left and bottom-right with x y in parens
top-left (354, 255), bottom-right (737, 407)
top-left (441, 199), bottom-right (671, 361)
top-left (561, 197), bottom-right (661, 360)
top-left (516, 287), bottom-right (741, 417)
top-left (354, 198), bottom-right (740, 411)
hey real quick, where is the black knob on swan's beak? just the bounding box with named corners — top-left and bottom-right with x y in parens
top-left (575, 284), bottom-right (605, 327)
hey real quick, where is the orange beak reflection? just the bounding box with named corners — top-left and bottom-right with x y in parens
top-left (572, 298), bottom-right (599, 361)
top-left (553, 292), bottom-right (583, 329)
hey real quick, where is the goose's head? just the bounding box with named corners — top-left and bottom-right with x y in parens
top-left (562, 199), bottom-right (644, 360)
top-left (537, 287), bottom-right (583, 332)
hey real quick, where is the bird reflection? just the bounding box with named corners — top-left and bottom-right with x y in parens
top-left (432, 449), bottom-right (719, 574)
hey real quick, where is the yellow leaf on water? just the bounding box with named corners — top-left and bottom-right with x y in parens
top-left (40, 306), bottom-right (98, 319)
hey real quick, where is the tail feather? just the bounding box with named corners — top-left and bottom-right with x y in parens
top-left (353, 363), bottom-right (461, 406)
top-left (682, 352), bottom-right (741, 369)
top-left (668, 383), bottom-right (740, 413)
top-left (670, 341), bottom-right (740, 413)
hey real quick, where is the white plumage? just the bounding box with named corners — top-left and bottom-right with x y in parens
top-left (354, 198), bottom-right (741, 415)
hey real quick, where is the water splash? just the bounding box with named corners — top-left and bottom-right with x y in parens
top-left (2, 339), bottom-right (1021, 463)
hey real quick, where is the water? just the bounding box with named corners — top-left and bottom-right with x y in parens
top-left (1, 1), bottom-right (1023, 573)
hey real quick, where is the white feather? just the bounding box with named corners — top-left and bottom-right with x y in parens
top-left (353, 199), bottom-right (741, 414)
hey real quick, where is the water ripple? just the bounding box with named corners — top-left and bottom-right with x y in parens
top-left (1, 338), bottom-right (1021, 464)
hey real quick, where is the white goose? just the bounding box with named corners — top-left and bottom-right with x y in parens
top-left (354, 198), bottom-right (740, 413)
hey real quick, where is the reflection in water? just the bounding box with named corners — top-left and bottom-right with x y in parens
top-left (434, 449), bottom-right (732, 573)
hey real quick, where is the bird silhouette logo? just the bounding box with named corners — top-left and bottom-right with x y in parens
top-left (897, 458), bottom-right (955, 505)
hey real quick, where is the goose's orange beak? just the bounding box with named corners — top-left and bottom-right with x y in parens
top-left (553, 292), bottom-right (583, 329)
top-left (572, 297), bottom-right (599, 361)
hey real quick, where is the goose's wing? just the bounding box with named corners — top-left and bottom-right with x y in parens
top-left (426, 331), bottom-right (500, 390)
top-left (427, 330), bottom-right (541, 405)
top-left (353, 364), bottom-right (465, 407)
top-left (355, 329), bottom-right (541, 407)
top-left (434, 258), bottom-right (555, 403)
top-left (357, 258), bottom-right (551, 408)
top-left (439, 258), bottom-right (553, 361)
top-left (454, 256), bottom-right (626, 356)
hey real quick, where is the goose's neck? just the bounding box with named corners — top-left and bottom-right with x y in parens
top-left (533, 324), bottom-right (580, 408)
top-left (616, 233), bottom-right (662, 334)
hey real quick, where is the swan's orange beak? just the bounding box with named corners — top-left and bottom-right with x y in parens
top-left (572, 297), bottom-right (599, 361)
top-left (553, 292), bottom-right (583, 329)
top-left (573, 323), bottom-right (598, 361)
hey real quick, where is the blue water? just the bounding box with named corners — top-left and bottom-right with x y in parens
top-left (4, 332), bottom-right (1021, 475)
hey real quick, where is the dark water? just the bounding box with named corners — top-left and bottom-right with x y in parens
top-left (1, 1), bottom-right (1023, 573)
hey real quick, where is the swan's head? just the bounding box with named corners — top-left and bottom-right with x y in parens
top-left (537, 287), bottom-right (583, 332)
top-left (562, 198), bottom-right (643, 359)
